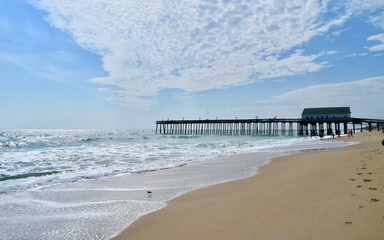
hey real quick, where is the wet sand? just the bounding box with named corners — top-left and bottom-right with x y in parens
top-left (112, 131), bottom-right (384, 240)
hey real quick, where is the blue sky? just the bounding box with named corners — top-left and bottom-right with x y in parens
top-left (1, 0), bottom-right (383, 129)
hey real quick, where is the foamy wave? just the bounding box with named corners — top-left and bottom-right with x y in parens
top-left (0, 129), bottom-right (313, 194)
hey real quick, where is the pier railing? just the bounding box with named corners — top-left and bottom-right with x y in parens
top-left (156, 117), bottom-right (384, 136)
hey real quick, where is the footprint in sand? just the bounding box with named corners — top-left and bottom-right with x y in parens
top-left (357, 173), bottom-right (363, 175)
top-left (368, 187), bottom-right (377, 190)
top-left (345, 221), bottom-right (352, 225)
top-left (363, 179), bottom-right (372, 182)
top-left (349, 179), bottom-right (355, 181)
top-left (361, 167), bottom-right (367, 170)
top-left (356, 185), bottom-right (362, 188)
top-left (371, 198), bottom-right (380, 202)
top-left (366, 172), bottom-right (373, 175)
top-left (358, 206), bottom-right (364, 209)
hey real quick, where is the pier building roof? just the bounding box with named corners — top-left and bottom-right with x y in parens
top-left (302, 107), bottom-right (351, 116)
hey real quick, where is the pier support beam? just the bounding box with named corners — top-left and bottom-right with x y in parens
top-left (343, 122), bottom-right (348, 134)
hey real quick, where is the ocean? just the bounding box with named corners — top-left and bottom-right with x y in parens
top-left (0, 129), bottom-right (352, 239)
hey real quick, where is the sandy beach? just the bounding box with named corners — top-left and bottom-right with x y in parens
top-left (112, 131), bottom-right (384, 240)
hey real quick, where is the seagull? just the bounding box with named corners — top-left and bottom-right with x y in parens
top-left (147, 191), bottom-right (152, 197)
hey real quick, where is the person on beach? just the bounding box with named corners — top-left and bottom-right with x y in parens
top-left (319, 130), bottom-right (324, 139)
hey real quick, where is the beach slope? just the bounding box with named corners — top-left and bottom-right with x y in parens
top-left (112, 131), bottom-right (384, 240)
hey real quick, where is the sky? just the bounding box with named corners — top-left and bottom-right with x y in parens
top-left (0, 0), bottom-right (383, 129)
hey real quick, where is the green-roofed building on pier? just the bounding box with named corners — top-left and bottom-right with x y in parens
top-left (301, 107), bottom-right (351, 121)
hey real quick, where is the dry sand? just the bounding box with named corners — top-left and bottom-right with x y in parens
top-left (112, 131), bottom-right (384, 240)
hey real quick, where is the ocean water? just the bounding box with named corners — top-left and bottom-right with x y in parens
top-left (0, 129), bottom-right (353, 240)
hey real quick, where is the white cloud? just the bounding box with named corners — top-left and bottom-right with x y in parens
top-left (256, 76), bottom-right (384, 118)
top-left (367, 34), bottom-right (384, 52)
top-left (28, 0), bottom-right (383, 107)
top-left (342, 52), bottom-right (368, 59)
top-left (345, 0), bottom-right (384, 14)
top-left (326, 51), bottom-right (338, 55)
top-left (346, 0), bottom-right (384, 53)
top-left (369, 12), bottom-right (384, 29)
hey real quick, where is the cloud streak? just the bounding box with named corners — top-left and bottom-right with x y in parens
top-left (0, 50), bottom-right (79, 82)
top-left (256, 76), bottom-right (384, 118)
top-left (29, 0), bottom-right (384, 107)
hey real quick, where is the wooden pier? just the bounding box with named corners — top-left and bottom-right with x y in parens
top-left (155, 117), bottom-right (384, 136)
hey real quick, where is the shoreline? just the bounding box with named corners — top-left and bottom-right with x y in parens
top-left (112, 131), bottom-right (384, 240)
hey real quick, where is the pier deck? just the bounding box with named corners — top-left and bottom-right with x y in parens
top-left (156, 117), bottom-right (384, 136)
